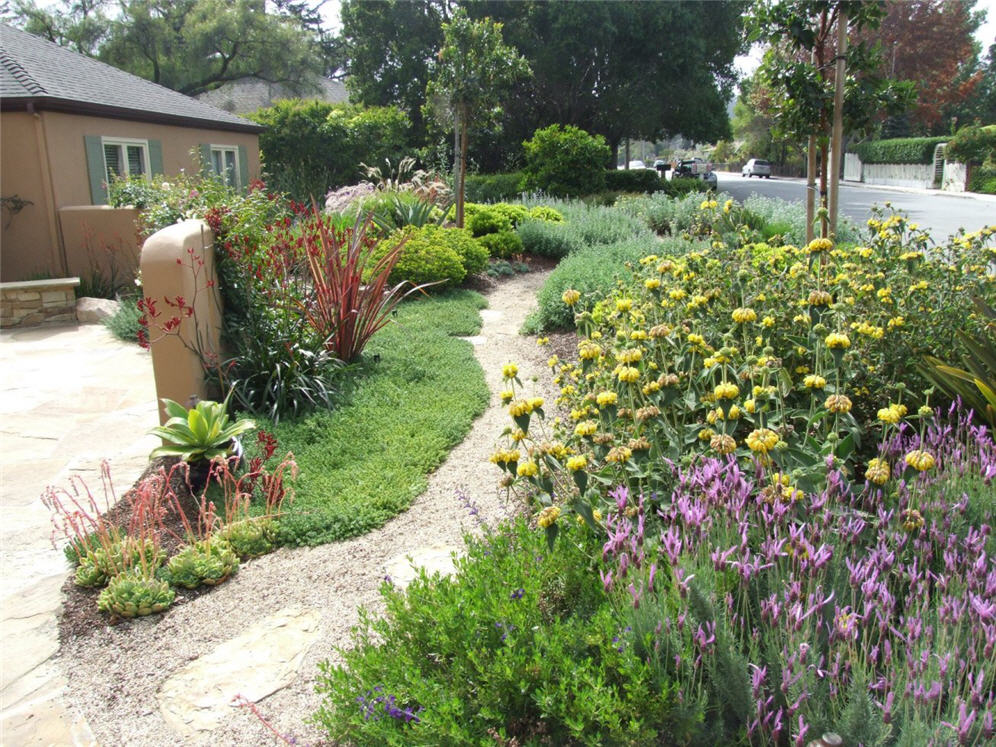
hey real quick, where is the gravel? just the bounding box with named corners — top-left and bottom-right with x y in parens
top-left (60, 269), bottom-right (564, 746)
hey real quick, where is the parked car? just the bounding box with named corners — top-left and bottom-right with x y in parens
top-left (674, 158), bottom-right (717, 190)
top-left (742, 158), bottom-right (772, 178)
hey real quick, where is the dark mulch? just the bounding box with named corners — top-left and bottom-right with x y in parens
top-left (57, 458), bottom-right (220, 643)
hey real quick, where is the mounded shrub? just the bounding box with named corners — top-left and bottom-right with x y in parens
top-left (946, 124), bottom-right (996, 166)
top-left (522, 124), bottom-right (611, 197)
top-left (477, 229), bottom-right (524, 259)
top-left (376, 226), bottom-right (489, 288)
top-left (468, 208), bottom-right (513, 237)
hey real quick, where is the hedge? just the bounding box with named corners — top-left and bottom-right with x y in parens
top-left (848, 137), bottom-right (947, 165)
top-left (604, 168), bottom-right (666, 194)
top-left (464, 172), bottom-right (525, 203)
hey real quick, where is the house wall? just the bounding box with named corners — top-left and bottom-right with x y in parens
top-left (39, 111), bottom-right (261, 208)
top-left (0, 112), bottom-right (65, 282)
top-left (0, 109), bottom-right (260, 282)
top-left (58, 206), bottom-right (143, 285)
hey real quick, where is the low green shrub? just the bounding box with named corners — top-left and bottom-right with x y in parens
top-left (526, 236), bottom-right (677, 332)
top-left (615, 190), bottom-right (712, 235)
top-left (849, 136), bottom-right (947, 165)
top-left (663, 176), bottom-right (711, 196)
top-left (468, 208), bottom-right (513, 237)
top-left (528, 205), bottom-right (564, 222)
top-left (314, 518), bottom-right (687, 745)
top-left (522, 124), bottom-right (611, 197)
top-left (604, 168), bottom-right (665, 194)
top-left (477, 229), bottom-right (523, 259)
top-left (969, 165), bottom-right (996, 194)
top-left (103, 296), bottom-right (143, 344)
top-left (516, 199), bottom-right (653, 259)
top-left (384, 228), bottom-right (466, 287)
top-left (464, 172), bottom-right (525, 202)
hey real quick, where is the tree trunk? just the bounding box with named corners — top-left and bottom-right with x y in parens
top-left (819, 142), bottom-right (829, 238)
top-left (828, 7), bottom-right (848, 239)
top-left (624, 138), bottom-right (631, 168)
top-left (456, 105), bottom-right (469, 229)
top-left (806, 134), bottom-right (817, 244)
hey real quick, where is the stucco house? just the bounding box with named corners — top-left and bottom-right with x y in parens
top-left (0, 24), bottom-right (264, 282)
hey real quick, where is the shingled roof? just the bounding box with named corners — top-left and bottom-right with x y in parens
top-left (0, 24), bottom-right (263, 134)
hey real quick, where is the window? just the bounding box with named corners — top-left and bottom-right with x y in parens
top-left (102, 138), bottom-right (150, 184)
top-left (210, 145), bottom-right (239, 187)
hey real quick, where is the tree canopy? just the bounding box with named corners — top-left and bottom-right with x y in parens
top-left (7, 0), bottom-right (330, 96)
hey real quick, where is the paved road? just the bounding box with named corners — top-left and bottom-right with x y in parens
top-left (712, 171), bottom-right (994, 243)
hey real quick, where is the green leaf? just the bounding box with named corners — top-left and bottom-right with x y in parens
top-left (544, 522), bottom-right (559, 551)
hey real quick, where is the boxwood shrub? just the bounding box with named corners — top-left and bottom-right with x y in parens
top-left (464, 172), bottom-right (525, 203)
top-left (374, 226), bottom-right (488, 288)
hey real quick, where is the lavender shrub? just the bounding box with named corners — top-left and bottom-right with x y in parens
top-left (600, 408), bottom-right (995, 745)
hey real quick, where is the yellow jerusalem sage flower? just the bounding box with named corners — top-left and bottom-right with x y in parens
top-left (616, 348), bottom-right (643, 364)
top-left (517, 460), bottom-right (539, 477)
top-left (509, 400), bottom-right (533, 417)
top-left (502, 363), bottom-right (519, 380)
top-left (536, 505), bottom-right (561, 528)
top-left (605, 446), bottom-right (632, 463)
top-left (596, 390), bottom-right (618, 407)
top-left (825, 394), bottom-right (852, 413)
top-left (744, 399), bottom-right (757, 414)
top-left (635, 405), bottom-right (660, 422)
top-left (566, 455), bottom-right (587, 472)
top-left (642, 380), bottom-right (661, 395)
top-left (808, 290), bottom-right (832, 307)
top-left (877, 406), bottom-right (902, 425)
top-left (489, 449), bottom-right (520, 465)
top-left (615, 297), bottom-right (633, 312)
top-left (562, 289), bottom-right (581, 306)
top-left (574, 420), bottom-right (598, 437)
top-left (710, 434), bottom-right (737, 455)
top-left (714, 382), bottom-right (740, 400)
top-left (732, 307), bottom-right (757, 324)
top-left (806, 237), bottom-right (833, 253)
top-left (500, 389), bottom-right (515, 404)
top-left (698, 427), bottom-right (716, 441)
top-left (825, 332), bottom-right (851, 349)
top-left (901, 508), bottom-right (924, 533)
top-left (529, 397), bottom-right (544, 411)
top-left (617, 366), bottom-right (640, 383)
top-left (904, 450), bottom-right (936, 472)
top-left (865, 458), bottom-right (890, 485)
top-left (578, 341), bottom-right (602, 360)
top-left (746, 428), bottom-right (779, 454)
top-left (644, 277), bottom-right (661, 290)
top-left (918, 405), bottom-right (933, 417)
top-left (804, 374), bottom-right (827, 390)
top-left (649, 323), bottom-right (671, 338)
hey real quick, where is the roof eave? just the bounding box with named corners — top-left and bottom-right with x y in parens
top-left (0, 95), bottom-right (265, 134)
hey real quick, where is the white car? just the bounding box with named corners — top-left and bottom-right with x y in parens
top-left (742, 158), bottom-right (772, 178)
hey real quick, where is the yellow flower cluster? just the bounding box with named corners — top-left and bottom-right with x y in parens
top-left (562, 289), bottom-right (581, 306)
top-left (904, 449), bottom-right (935, 472)
top-left (536, 505), bottom-right (561, 528)
top-left (509, 397), bottom-right (543, 417)
top-left (824, 394), bottom-right (852, 413)
top-left (714, 382), bottom-right (739, 400)
top-left (865, 458), bottom-right (890, 484)
top-left (732, 307), bottom-right (757, 324)
top-left (746, 428), bottom-right (779, 454)
top-left (490, 448), bottom-right (520, 465)
top-left (825, 333), bottom-right (851, 349)
top-left (502, 363), bottom-right (519, 380)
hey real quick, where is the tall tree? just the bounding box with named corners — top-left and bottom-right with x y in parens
top-left (466, 0), bottom-right (746, 166)
top-left (858, 0), bottom-right (983, 135)
top-left (339, 0), bottom-right (448, 143)
top-left (426, 9), bottom-right (529, 227)
top-left (8, 0), bottom-right (327, 96)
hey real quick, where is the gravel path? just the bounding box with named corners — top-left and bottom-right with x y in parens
top-left (60, 269), bottom-right (560, 745)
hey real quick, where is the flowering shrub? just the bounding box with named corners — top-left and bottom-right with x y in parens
top-left (503, 209), bottom-right (995, 510)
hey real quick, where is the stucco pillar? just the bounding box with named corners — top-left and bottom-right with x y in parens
top-left (140, 220), bottom-right (224, 424)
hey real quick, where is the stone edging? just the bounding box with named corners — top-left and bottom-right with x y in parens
top-left (1, 278), bottom-right (80, 328)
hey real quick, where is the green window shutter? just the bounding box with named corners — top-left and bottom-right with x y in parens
top-left (149, 140), bottom-right (164, 176)
top-left (237, 144), bottom-right (249, 191)
top-left (198, 143), bottom-right (212, 177)
top-left (84, 135), bottom-right (108, 204)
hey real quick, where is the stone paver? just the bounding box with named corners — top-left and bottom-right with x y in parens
top-left (384, 543), bottom-right (462, 588)
top-left (157, 607), bottom-right (322, 738)
top-left (1, 322), bottom-right (158, 745)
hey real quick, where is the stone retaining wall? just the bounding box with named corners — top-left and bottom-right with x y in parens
top-left (0, 278), bottom-right (80, 328)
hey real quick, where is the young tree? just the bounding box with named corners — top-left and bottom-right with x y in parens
top-left (426, 9), bottom-right (529, 227)
top-left (752, 0), bottom-right (913, 239)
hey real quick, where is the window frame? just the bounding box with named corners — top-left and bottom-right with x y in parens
top-left (101, 136), bottom-right (151, 183)
top-left (209, 144), bottom-right (241, 188)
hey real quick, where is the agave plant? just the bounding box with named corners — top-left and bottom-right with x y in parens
top-left (149, 391), bottom-right (256, 463)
